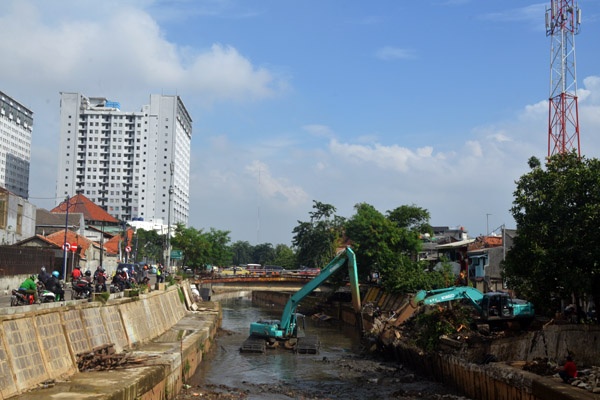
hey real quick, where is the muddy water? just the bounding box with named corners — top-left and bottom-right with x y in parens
top-left (186, 294), bottom-right (471, 400)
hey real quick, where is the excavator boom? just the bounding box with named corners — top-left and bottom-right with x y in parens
top-left (244, 246), bottom-right (361, 353)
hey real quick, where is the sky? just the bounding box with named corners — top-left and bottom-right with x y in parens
top-left (1, 0), bottom-right (600, 246)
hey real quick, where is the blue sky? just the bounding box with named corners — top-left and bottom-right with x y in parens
top-left (1, 0), bottom-right (600, 246)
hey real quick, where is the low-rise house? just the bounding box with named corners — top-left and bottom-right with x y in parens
top-left (0, 186), bottom-right (36, 245)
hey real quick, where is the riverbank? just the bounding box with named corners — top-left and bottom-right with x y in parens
top-left (2, 281), bottom-right (221, 399)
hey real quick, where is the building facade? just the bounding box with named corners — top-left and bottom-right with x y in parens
top-left (0, 91), bottom-right (33, 199)
top-left (0, 186), bottom-right (36, 245)
top-left (56, 93), bottom-right (191, 226)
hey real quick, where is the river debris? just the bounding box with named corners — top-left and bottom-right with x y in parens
top-left (76, 344), bottom-right (157, 371)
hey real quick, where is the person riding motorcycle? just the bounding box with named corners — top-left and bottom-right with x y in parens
top-left (18, 275), bottom-right (38, 303)
top-left (71, 265), bottom-right (82, 282)
top-left (94, 266), bottom-right (108, 292)
top-left (83, 270), bottom-right (93, 283)
top-left (38, 266), bottom-right (51, 287)
top-left (45, 271), bottom-right (64, 301)
top-left (112, 267), bottom-right (132, 291)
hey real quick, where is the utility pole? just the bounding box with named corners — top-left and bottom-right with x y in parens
top-left (166, 162), bottom-right (174, 269)
top-left (546, 0), bottom-right (582, 157)
top-left (62, 195), bottom-right (70, 280)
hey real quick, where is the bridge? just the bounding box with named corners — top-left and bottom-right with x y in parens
top-left (192, 275), bottom-right (324, 296)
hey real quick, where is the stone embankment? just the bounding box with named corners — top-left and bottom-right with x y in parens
top-left (0, 281), bottom-right (221, 399)
top-left (363, 286), bottom-right (600, 400)
top-left (251, 286), bottom-right (600, 400)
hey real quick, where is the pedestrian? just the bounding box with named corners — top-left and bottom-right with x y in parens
top-left (558, 355), bottom-right (577, 383)
top-left (156, 264), bottom-right (164, 283)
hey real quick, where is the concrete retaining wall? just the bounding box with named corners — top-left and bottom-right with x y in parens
top-left (0, 285), bottom-right (190, 399)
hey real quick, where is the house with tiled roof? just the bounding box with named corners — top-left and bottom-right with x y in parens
top-left (35, 208), bottom-right (85, 236)
top-left (50, 193), bottom-right (119, 225)
top-left (466, 228), bottom-right (516, 293)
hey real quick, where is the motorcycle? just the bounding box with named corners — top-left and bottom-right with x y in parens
top-left (72, 279), bottom-right (93, 300)
top-left (37, 281), bottom-right (57, 303)
top-left (10, 289), bottom-right (35, 306)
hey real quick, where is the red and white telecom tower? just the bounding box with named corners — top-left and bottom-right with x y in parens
top-left (545, 0), bottom-right (582, 157)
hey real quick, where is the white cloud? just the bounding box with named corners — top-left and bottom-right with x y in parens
top-left (303, 124), bottom-right (335, 138)
top-left (245, 161), bottom-right (309, 207)
top-left (375, 46), bottom-right (416, 61)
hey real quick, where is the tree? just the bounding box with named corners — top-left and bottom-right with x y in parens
top-left (504, 152), bottom-right (600, 317)
top-left (230, 241), bottom-right (253, 265)
top-left (345, 203), bottom-right (442, 292)
top-left (386, 205), bottom-right (432, 259)
top-left (171, 225), bottom-right (232, 271)
top-left (292, 201), bottom-right (346, 268)
top-left (272, 244), bottom-right (297, 269)
top-left (252, 243), bottom-right (275, 265)
top-left (134, 228), bottom-right (163, 263)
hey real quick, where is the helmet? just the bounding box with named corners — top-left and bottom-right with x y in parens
top-left (123, 268), bottom-right (128, 273)
top-left (29, 275), bottom-right (35, 281)
top-left (85, 270), bottom-right (92, 276)
top-left (52, 271), bottom-right (59, 278)
top-left (41, 266), bottom-right (46, 272)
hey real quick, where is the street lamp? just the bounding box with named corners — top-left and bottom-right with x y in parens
top-left (166, 162), bottom-right (174, 269)
top-left (62, 195), bottom-right (71, 280)
top-left (98, 181), bottom-right (106, 267)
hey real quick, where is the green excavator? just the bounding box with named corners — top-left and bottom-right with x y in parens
top-left (241, 246), bottom-right (362, 354)
top-left (412, 286), bottom-right (535, 330)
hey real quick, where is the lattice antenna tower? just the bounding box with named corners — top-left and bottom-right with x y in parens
top-left (545, 0), bottom-right (581, 157)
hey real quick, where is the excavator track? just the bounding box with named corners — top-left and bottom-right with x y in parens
top-left (296, 335), bottom-right (320, 354)
top-left (240, 336), bottom-right (266, 353)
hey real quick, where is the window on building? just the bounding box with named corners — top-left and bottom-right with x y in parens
top-left (16, 204), bottom-right (23, 234)
top-left (0, 196), bottom-right (6, 229)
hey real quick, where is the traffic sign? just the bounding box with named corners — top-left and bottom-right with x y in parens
top-left (170, 249), bottom-right (183, 260)
top-left (63, 242), bottom-right (70, 251)
top-left (125, 246), bottom-right (132, 253)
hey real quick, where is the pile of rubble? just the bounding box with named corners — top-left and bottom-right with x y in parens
top-left (76, 344), bottom-right (155, 371)
top-left (519, 358), bottom-right (600, 394)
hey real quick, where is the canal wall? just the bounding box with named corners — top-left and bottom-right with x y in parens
top-left (363, 286), bottom-right (600, 400)
top-left (253, 287), bottom-right (599, 400)
top-left (0, 281), bottom-right (221, 399)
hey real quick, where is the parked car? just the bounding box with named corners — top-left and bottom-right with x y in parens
top-left (219, 266), bottom-right (250, 277)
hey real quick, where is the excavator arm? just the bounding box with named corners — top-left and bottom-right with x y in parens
top-left (414, 286), bottom-right (484, 313)
top-left (248, 246), bottom-right (361, 341)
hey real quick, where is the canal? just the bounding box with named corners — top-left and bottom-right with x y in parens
top-left (178, 293), bottom-right (471, 399)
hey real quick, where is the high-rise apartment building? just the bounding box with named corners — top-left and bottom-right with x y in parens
top-left (0, 91), bottom-right (33, 198)
top-left (56, 93), bottom-right (191, 225)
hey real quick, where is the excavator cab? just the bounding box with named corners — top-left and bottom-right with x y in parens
top-left (481, 292), bottom-right (514, 319)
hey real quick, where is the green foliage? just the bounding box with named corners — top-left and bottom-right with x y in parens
top-left (504, 152), bottom-right (600, 316)
top-left (171, 225), bottom-right (233, 269)
top-left (272, 244), bottom-right (297, 269)
top-left (252, 243), bottom-right (276, 265)
top-left (230, 241), bottom-right (253, 265)
top-left (345, 202), bottom-right (436, 290)
top-left (134, 228), bottom-right (164, 263)
top-left (292, 200), bottom-right (346, 268)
